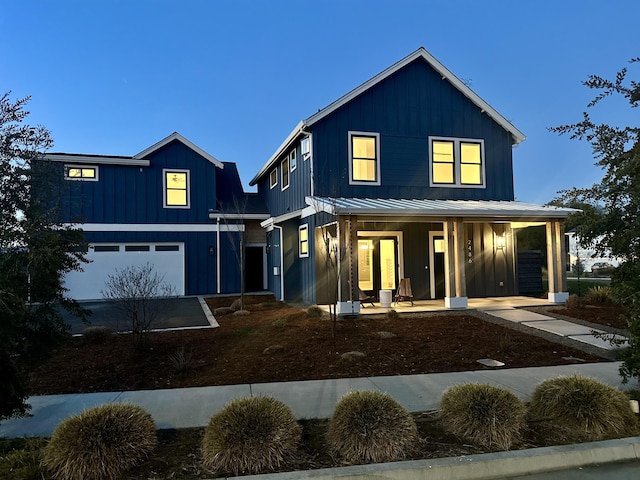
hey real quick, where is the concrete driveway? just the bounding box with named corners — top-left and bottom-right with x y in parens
top-left (60, 296), bottom-right (216, 335)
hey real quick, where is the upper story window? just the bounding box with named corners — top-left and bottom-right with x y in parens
top-left (281, 156), bottom-right (290, 191)
top-left (349, 131), bottom-right (380, 186)
top-left (163, 169), bottom-right (190, 208)
top-left (269, 169), bottom-right (278, 189)
top-left (290, 149), bottom-right (297, 171)
top-left (65, 165), bottom-right (99, 181)
top-left (301, 136), bottom-right (311, 160)
top-left (429, 137), bottom-right (485, 188)
top-left (299, 224), bottom-right (309, 257)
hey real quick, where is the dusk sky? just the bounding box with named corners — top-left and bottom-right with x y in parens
top-left (2, 0), bottom-right (638, 203)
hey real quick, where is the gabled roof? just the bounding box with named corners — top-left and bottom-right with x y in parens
top-left (307, 197), bottom-right (578, 219)
top-left (135, 132), bottom-right (224, 169)
top-left (251, 47), bottom-right (526, 185)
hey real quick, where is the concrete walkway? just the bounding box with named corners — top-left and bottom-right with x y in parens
top-left (0, 361), bottom-right (629, 438)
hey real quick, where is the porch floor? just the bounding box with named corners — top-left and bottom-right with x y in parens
top-left (355, 295), bottom-right (555, 314)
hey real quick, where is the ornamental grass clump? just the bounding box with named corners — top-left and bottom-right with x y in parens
top-left (439, 383), bottom-right (526, 450)
top-left (42, 403), bottom-right (156, 480)
top-left (201, 396), bottom-right (301, 475)
top-left (326, 390), bottom-right (418, 464)
top-left (528, 375), bottom-right (638, 441)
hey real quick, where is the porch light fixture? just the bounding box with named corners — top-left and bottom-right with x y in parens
top-left (495, 234), bottom-right (506, 250)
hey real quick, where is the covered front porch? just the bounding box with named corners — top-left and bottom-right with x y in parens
top-left (308, 198), bottom-right (577, 314)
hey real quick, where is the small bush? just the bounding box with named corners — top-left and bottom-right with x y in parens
top-left (585, 285), bottom-right (615, 304)
top-left (271, 317), bottom-right (288, 328)
top-left (565, 294), bottom-right (587, 309)
top-left (326, 390), bottom-right (418, 464)
top-left (0, 438), bottom-right (47, 480)
top-left (42, 403), bottom-right (157, 480)
top-left (306, 305), bottom-right (323, 318)
top-left (83, 325), bottom-right (113, 344)
top-left (386, 309), bottom-right (399, 320)
top-left (202, 396), bottom-right (301, 475)
top-left (528, 375), bottom-right (638, 441)
top-left (439, 383), bottom-right (526, 450)
top-left (169, 346), bottom-right (193, 374)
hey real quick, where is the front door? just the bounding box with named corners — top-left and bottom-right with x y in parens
top-left (358, 238), bottom-right (398, 294)
top-left (429, 232), bottom-right (446, 299)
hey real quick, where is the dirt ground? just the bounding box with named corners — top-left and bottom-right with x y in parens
top-left (30, 295), bottom-right (608, 395)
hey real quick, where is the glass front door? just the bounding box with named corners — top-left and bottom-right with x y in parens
top-left (358, 238), bottom-right (397, 293)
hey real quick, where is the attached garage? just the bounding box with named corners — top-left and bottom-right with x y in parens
top-left (64, 242), bottom-right (185, 300)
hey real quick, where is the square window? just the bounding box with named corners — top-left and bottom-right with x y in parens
top-left (349, 132), bottom-right (380, 185)
top-left (163, 169), bottom-right (190, 208)
top-left (65, 165), bottom-right (99, 181)
top-left (299, 224), bottom-right (309, 257)
top-left (281, 157), bottom-right (290, 190)
top-left (429, 137), bottom-right (484, 188)
top-left (269, 169), bottom-right (278, 189)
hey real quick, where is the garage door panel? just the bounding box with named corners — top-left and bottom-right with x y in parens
top-left (64, 243), bottom-right (185, 300)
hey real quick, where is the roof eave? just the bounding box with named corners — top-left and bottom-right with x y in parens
top-left (134, 132), bottom-right (224, 169)
top-left (249, 121), bottom-right (305, 186)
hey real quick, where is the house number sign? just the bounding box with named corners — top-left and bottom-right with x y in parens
top-left (467, 239), bottom-right (473, 263)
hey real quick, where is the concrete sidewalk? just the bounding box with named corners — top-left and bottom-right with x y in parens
top-left (0, 361), bottom-right (629, 438)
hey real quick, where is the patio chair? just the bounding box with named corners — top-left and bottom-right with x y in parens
top-left (394, 278), bottom-right (414, 306)
top-left (359, 288), bottom-right (376, 307)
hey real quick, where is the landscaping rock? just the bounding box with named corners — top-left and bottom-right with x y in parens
top-left (340, 351), bottom-right (366, 362)
top-left (263, 345), bottom-right (285, 355)
top-left (214, 307), bottom-right (235, 316)
top-left (230, 298), bottom-right (242, 311)
top-left (233, 309), bottom-right (250, 316)
top-left (374, 331), bottom-right (397, 339)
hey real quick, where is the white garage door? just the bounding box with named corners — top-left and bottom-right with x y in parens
top-left (63, 242), bottom-right (185, 300)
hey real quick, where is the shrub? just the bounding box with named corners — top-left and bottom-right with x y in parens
top-left (0, 438), bottom-right (48, 480)
top-left (306, 305), bottom-right (323, 318)
top-left (386, 309), bottom-right (399, 320)
top-left (585, 285), bottom-right (615, 304)
top-left (42, 403), bottom-right (156, 480)
top-left (565, 294), bottom-right (587, 309)
top-left (528, 375), bottom-right (638, 441)
top-left (83, 325), bottom-right (113, 344)
top-left (169, 346), bottom-right (193, 374)
top-left (202, 396), bottom-right (301, 475)
top-left (326, 390), bottom-right (418, 464)
top-left (439, 383), bottom-right (526, 450)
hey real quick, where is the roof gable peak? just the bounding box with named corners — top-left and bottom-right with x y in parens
top-left (134, 132), bottom-right (224, 169)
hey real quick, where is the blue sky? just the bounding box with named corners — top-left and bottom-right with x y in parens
top-left (2, 0), bottom-right (638, 203)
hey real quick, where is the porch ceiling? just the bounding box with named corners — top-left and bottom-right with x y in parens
top-left (305, 197), bottom-right (578, 220)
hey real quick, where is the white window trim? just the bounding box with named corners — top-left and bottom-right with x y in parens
top-left (428, 136), bottom-right (486, 189)
top-left (299, 224), bottom-right (309, 258)
top-left (290, 149), bottom-right (297, 172)
top-left (163, 168), bottom-right (191, 209)
top-left (281, 157), bottom-right (290, 191)
top-left (269, 169), bottom-right (278, 189)
top-left (348, 131), bottom-right (381, 186)
top-left (64, 164), bottom-right (99, 181)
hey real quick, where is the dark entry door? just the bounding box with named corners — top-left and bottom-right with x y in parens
top-left (245, 246), bottom-right (264, 292)
top-left (432, 235), bottom-right (445, 299)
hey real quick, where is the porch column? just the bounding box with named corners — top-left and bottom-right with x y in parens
top-left (444, 217), bottom-right (468, 309)
top-left (546, 220), bottom-right (569, 303)
top-left (337, 215), bottom-right (360, 314)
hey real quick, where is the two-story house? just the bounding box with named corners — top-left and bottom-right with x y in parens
top-left (46, 132), bottom-right (269, 300)
top-left (250, 47), bottom-right (573, 313)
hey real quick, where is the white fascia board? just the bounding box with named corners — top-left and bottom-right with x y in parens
top-left (300, 205), bottom-right (318, 219)
top-left (134, 132), bottom-right (224, 169)
top-left (258, 209), bottom-right (303, 229)
top-left (208, 213), bottom-right (270, 220)
top-left (249, 121), bottom-right (305, 186)
top-left (304, 47), bottom-right (526, 144)
top-left (45, 154), bottom-right (149, 167)
top-left (66, 223), bottom-right (244, 232)
top-left (305, 196), bottom-right (335, 215)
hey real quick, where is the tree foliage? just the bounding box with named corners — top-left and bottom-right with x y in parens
top-left (550, 59), bottom-right (640, 383)
top-left (0, 93), bottom-right (87, 419)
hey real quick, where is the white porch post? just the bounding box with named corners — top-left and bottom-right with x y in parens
top-left (337, 215), bottom-right (360, 314)
top-left (444, 217), bottom-right (468, 309)
top-left (547, 220), bottom-right (569, 303)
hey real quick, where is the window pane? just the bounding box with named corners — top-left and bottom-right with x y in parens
top-left (67, 168), bottom-right (82, 177)
top-left (299, 227), bottom-right (307, 242)
top-left (433, 141), bottom-right (454, 162)
top-left (433, 163), bottom-right (454, 183)
top-left (155, 245), bottom-right (180, 251)
top-left (167, 189), bottom-right (187, 205)
top-left (166, 172), bottom-right (187, 188)
top-left (461, 143), bottom-right (481, 164)
top-left (380, 239), bottom-right (396, 290)
top-left (353, 137), bottom-right (376, 159)
top-left (358, 240), bottom-right (373, 290)
top-left (82, 168), bottom-right (96, 178)
top-left (270, 170), bottom-right (277, 187)
top-left (434, 238), bottom-right (445, 253)
top-left (461, 164), bottom-right (482, 185)
top-left (353, 158), bottom-right (376, 181)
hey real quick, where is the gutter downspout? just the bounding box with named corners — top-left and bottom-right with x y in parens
top-left (301, 128), bottom-right (314, 197)
top-left (216, 217), bottom-right (221, 294)
top-left (274, 225), bottom-right (284, 302)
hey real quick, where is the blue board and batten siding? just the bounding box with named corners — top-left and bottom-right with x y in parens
top-left (310, 58), bottom-right (515, 201)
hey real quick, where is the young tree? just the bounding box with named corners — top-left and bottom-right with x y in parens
top-left (0, 93), bottom-right (87, 419)
top-left (550, 59), bottom-right (640, 383)
top-left (102, 262), bottom-right (175, 350)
